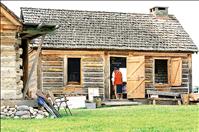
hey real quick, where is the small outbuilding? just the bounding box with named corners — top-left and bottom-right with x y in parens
top-left (20, 6), bottom-right (198, 100)
top-left (1, 3), bottom-right (23, 99)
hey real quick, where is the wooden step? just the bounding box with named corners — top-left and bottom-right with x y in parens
top-left (103, 100), bottom-right (142, 106)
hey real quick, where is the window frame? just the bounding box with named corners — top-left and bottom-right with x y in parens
top-left (153, 57), bottom-right (171, 87)
top-left (64, 55), bottom-right (82, 86)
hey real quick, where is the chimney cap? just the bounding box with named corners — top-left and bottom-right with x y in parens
top-left (150, 6), bottom-right (169, 16)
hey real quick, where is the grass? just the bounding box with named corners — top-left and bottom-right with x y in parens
top-left (1, 105), bottom-right (199, 132)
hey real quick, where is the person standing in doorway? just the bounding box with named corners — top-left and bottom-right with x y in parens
top-left (112, 66), bottom-right (123, 99)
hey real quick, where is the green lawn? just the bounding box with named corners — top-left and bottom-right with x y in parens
top-left (1, 105), bottom-right (199, 132)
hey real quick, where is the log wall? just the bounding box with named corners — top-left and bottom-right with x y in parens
top-left (1, 11), bottom-right (23, 99)
top-left (32, 50), bottom-right (192, 99)
top-left (40, 51), bottom-right (105, 98)
top-left (144, 56), bottom-right (191, 94)
top-left (27, 50), bottom-right (38, 98)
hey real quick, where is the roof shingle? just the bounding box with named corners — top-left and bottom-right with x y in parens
top-left (21, 7), bottom-right (198, 52)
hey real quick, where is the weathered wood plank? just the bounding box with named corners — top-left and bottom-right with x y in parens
top-left (147, 90), bottom-right (180, 97)
top-left (23, 35), bottom-right (45, 98)
top-left (42, 61), bottom-right (63, 66)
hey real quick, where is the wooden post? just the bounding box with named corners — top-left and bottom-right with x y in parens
top-left (188, 54), bottom-right (192, 93)
top-left (37, 52), bottom-right (42, 90)
top-left (23, 35), bottom-right (45, 98)
top-left (104, 51), bottom-right (110, 99)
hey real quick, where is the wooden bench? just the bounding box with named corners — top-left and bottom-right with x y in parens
top-left (147, 90), bottom-right (182, 105)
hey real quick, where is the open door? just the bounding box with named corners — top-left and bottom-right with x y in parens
top-left (171, 58), bottom-right (182, 86)
top-left (127, 56), bottom-right (145, 98)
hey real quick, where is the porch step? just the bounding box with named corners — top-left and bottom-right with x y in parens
top-left (103, 100), bottom-right (142, 106)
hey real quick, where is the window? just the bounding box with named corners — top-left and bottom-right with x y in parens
top-left (67, 58), bottom-right (81, 84)
top-left (158, 7), bottom-right (166, 10)
top-left (155, 59), bottom-right (168, 84)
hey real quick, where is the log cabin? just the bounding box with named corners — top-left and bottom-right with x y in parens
top-left (20, 6), bottom-right (198, 100)
top-left (1, 3), bottom-right (57, 102)
top-left (0, 3), bottom-right (23, 99)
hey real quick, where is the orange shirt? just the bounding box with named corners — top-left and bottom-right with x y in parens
top-left (114, 70), bottom-right (123, 85)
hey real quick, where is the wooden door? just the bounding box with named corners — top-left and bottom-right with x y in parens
top-left (171, 58), bottom-right (182, 86)
top-left (127, 56), bottom-right (145, 98)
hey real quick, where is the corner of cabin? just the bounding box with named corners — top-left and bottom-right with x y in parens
top-left (0, 3), bottom-right (23, 99)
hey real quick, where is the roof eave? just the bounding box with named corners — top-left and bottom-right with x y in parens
top-left (20, 23), bottom-right (59, 40)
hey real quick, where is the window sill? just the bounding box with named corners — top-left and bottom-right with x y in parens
top-left (67, 81), bottom-right (81, 85)
top-left (155, 84), bottom-right (170, 87)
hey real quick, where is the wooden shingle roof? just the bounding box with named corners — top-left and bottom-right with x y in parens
top-left (21, 7), bottom-right (198, 52)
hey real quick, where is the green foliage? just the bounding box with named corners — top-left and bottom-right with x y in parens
top-left (1, 105), bottom-right (199, 132)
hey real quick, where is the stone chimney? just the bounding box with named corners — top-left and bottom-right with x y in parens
top-left (150, 7), bottom-right (168, 17)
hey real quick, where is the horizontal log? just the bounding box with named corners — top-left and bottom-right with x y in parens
top-left (43, 82), bottom-right (63, 86)
top-left (131, 52), bottom-right (188, 57)
top-left (0, 16), bottom-right (13, 24)
top-left (82, 58), bottom-right (103, 62)
top-left (42, 61), bottom-right (63, 66)
top-left (83, 78), bottom-right (104, 82)
top-left (0, 45), bottom-right (15, 51)
top-left (83, 67), bottom-right (103, 71)
top-left (182, 75), bottom-right (188, 78)
top-left (84, 83), bottom-right (104, 88)
top-left (1, 78), bottom-right (17, 90)
top-left (83, 69), bottom-right (103, 72)
top-left (43, 68), bottom-right (63, 72)
top-left (42, 50), bottom-right (104, 55)
top-left (16, 59), bottom-right (23, 67)
top-left (1, 24), bottom-right (19, 30)
top-left (1, 61), bottom-right (15, 67)
top-left (145, 68), bottom-right (153, 73)
top-left (83, 64), bottom-right (103, 67)
top-left (0, 32), bottom-right (16, 37)
top-left (1, 54), bottom-right (16, 59)
top-left (43, 78), bottom-right (63, 82)
top-left (43, 72), bottom-right (63, 77)
top-left (1, 67), bottom-right (16, 77)
top-left (145, 63), bottom-right (153, 68)
top-left (42, 55), bottom-right (63, 61)
top-left (1, 51), bottom-right (16, 56)
top-left (1, 90), bottom-right (21, 99)
top-left (84, 74), bottom-right (103, 77)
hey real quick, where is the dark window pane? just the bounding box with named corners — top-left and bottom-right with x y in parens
top-left (155, 59), bottom-right (168, 84)
top-left (67, 58), bottom-right (80, 83)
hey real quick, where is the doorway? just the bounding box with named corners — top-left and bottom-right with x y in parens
top-left (110, 57), bottom-right (127, 99)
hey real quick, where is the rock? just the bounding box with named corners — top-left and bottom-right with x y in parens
top-left (38, 111), bottom-right (44, 115)
top-left (33, 112), bottom-right (37, 116)
top-left (0, 115), bottom-right (6, 118)
top-left (31, 115), bottom-right (35, 118)
top-left (13, 109), bottom-right (17, 113)
top-left (17, 105), bottom-right (29, 111)
top-left (9, 110), bottom-right (13, 114)
top-left (14, 116), bottom-right (19, 119)
top-left (21, 115), bottom-right (30, 119)
top-left (10, 114), bottom-right (15, 118)
top-left (15, 111), bottom-right (30, 116)
top-left (3, 109), bottom-right (8, 113)
top-left (7, 111), bottom-right (13, 116)
top-left (1, 106), bottom-right (6, 112)
top-left (6, 105), bottom-right (10, 109)
top-left (44, 112), bottom-right (49, 117)
top-left (9, 108), bottom-right (16, 111)
top-left (0, 112), bottom-right (7, 115)
top-left (35, 114), bottom-right (44, 119)
top-left (34, 109), bottom-right (38, 112)
top-left (29, 107), bottom-right (34, 114)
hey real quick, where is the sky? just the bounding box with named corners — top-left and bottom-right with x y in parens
top-left (2, 1), bottom-right (199, 86)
